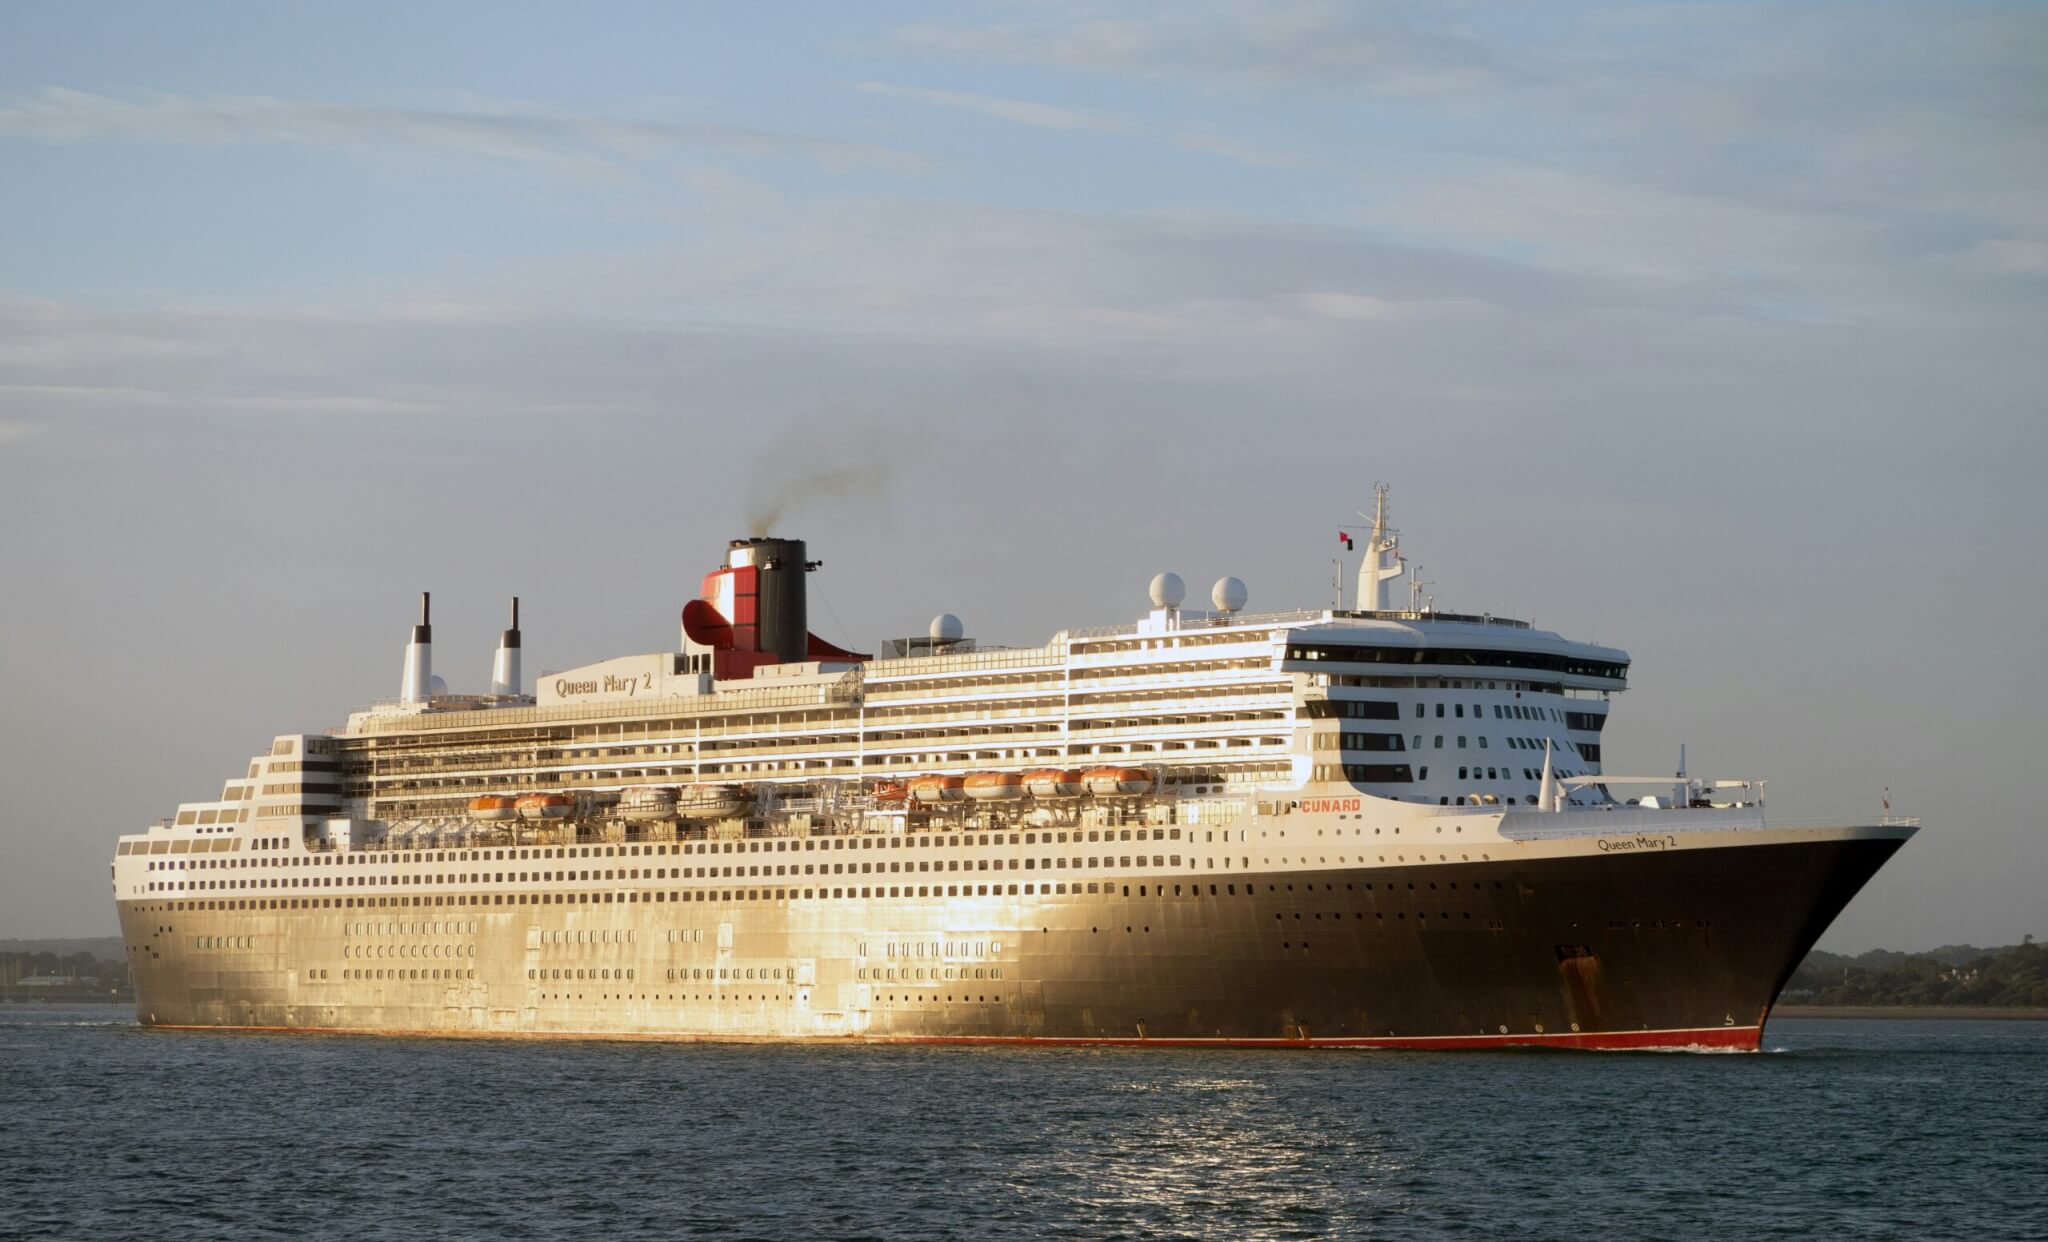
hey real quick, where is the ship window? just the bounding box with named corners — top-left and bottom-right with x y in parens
top-left (1433, 736), bottom-right (1443, 748)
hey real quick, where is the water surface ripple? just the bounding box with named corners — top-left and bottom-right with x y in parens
top-left (1, 1008), bottom-right (2041, 1240)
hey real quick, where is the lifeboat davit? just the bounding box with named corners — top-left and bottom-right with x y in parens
top-left (964, 771), bottom-right (1024, 802)
top-left (871, 781), bottom-right (910, 806)
top-left (675, 784), bottom-right (748, 820)
top-left (514, 792), bottom-right (573, 821)
top-left (618, 786), bottom-right (679, 822)
top-left (468, 795), bottom-right (517, 822)
top-left (1083, 766), bottom-right (1154, 797)
top-left (1023, 768), bottom-right (1085, 799)
top-left (908, 774), bottom-right (966, 804)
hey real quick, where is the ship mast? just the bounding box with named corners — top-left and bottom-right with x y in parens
top-left (1354, 483), bottom-right (1405, 612)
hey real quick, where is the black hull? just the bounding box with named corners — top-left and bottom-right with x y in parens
top-left (121, 834), bottom-right (1904, 1051)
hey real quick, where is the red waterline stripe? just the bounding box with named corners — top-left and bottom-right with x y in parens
top-left (145, 1024), bottom-right (1763, 1052)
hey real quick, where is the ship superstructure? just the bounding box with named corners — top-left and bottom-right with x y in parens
top-left (112, 492), bottom-right (1914, 1049)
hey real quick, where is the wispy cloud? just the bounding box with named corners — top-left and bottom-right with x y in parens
top-left (1965, 239), bottom-right (2048, 277)
top-left (892, 2), bottom-right (1519, 95)
top-left (0, 87), bottom-right (924, 173)
top-left (849, 79), bottom-right (1320, 168)
top-left (1167, 131), bottom-right (1322, 169)
top-left (848, 80), bottom-right (1127, 133)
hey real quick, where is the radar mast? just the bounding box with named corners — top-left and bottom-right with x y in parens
top-left (1354, 483), bottom-right (1405, 612)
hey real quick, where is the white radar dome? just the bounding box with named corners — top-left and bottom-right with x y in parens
top-left (1212, 576), bottom-right (1249, 613)
top-left (1149, 572), bottom-right (1186, 609)
top-left (428, 674), bottom-right (449, 696)
top-left (929, 613), bottom-right (965, 642)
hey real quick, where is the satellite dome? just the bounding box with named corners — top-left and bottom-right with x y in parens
top-left (428, 674), bottom-right (449, 697)
top-left (1212, 576), bottom-right (1249, 613)
top-left (929, 613), bottom-right (965, 642)
top-left (1149, 572), bottom-right (1186, 609)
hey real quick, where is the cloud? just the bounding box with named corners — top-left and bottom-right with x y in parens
top-left (1298, 292), bottom-right (1496, 322)
top-left (1964, 239), bottom-right (2048, 277)
top-left (848, 79), bottom-right (1320, 168)
top-left (1167, 132), bottom-right (1322, 169)
top-left (0, 87), bottom-right (924, 173)
top-left (218, 395), bottom-right (447, 415)
top-left (892, 1), bottom-right (1520, 95)
top-left (882, 3), bottom-right (2048, 304)
top-left (848, 81), bottom-right (1127, 133)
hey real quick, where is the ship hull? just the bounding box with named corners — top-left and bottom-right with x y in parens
top-left (118, 830), bottom-right (1904, 1050)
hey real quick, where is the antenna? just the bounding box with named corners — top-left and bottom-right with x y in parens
top-left (1407, 564), bottom-right (1434, 614)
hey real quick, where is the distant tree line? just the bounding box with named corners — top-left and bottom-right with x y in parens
top-left (0, 950), bottom-right (129, 998)
top-left (1784, 937), bottom-right (2045, 1007)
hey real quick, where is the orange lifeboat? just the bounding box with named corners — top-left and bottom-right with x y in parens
top-left (514, 792), bottom-right (573, 821)
top-left (964, 771), bottom-right (1024, 802)
top-left (468, 795), bottom-right (517, 822)
top-left (1081, 767), bottom-right (1127, 797)
top-left (1115, 766), bottom-right (1155, 796)
top-left (871, 781), bottom-right (910, 806)
top-left (1083, 766), bottom-right (1154, 797)
top-left (908, 774), bottom-right (966, 804)
top-left (1023, 768), bottom-right (1084, 799)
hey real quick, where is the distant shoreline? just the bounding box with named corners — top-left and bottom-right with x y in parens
top-left (1772, 1005), bottom-right (2048, 1021)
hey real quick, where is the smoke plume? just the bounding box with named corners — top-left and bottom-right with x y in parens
top-left (743, 410), bottom-right (933, 535)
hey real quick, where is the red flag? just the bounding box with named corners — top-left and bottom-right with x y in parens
top-left (1339, 531), bottom-right (1354, 550)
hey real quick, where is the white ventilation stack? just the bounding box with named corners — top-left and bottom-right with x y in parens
top-left (491, 597), bottom-right (522, 697)
top-left (399, 592), bottom-right (433, 706)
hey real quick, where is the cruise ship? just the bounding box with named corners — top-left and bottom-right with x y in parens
top-left (112, 490), bottom-right (1915, 1049)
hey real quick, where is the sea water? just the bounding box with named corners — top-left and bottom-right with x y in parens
top-left (1, 1007), bottom-right (2041, 1240)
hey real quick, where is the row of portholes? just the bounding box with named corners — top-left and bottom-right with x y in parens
top-left (344, 943), bottom-right (476, 959)
top-left (662, 967), bottom-right (787, 981)
top-left (345, 921), bottom-right (478, 936)
top-left (539, 928), bottom-right (637, 945)
top-left (193, 936), bottom-right (252, 950)
top-left (339, 969), bottom-right (474, 980)
top-left (529, 968), bottom-right (637, 981)
top-left (858, 966), bottom-right (1000, 981)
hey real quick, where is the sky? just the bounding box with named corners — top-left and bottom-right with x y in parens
top-left (1, 2), bottom-right (2043, 951)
